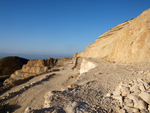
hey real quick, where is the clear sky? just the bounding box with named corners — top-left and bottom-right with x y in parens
top-left (0, 0), bottom-right (150, 60)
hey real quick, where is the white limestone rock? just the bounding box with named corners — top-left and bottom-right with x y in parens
top-left (121, 86), bottom-right (130, 96)
top-left (138, 83), bottom-right (146, 92)
top-left (127, 94), bottom-right (147, 110)
top-left (105, 93), bottom-right (111, 97)
top-left (143, 82), bottom-right (150, 90)
top-left (124, 98), bottom-right (134, 108)
top-left (80, 59), bottom-right (96, 75)
top-left (139, 91), bottom-right (150, 104)
top-left (137, 78), bottom-right (144, 84)
top-left (24, 107), bottom-right (31, 113)
top-left (113, 86), bottom-right (121, 96)
top-left (43, 91), bottom-right (54, 108)
top-left (123, 106), bottom-right (140, 113)
top-left (130, 84), bottom-right (141, 94)
top-left (118, 109), bottom-right (126, 113)
top-left (112, 96), bottom-right (123, 105)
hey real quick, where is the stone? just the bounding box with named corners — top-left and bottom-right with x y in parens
top-left (137, 78), bottom-right (144, 84)
top-left (80, 59), bottom-right (96, 75)
top-left (105, 93), bottom-right (111, 97)
top-left (123, 106), bottom-right (140, 113)
top-left (68, 84), bottom-right (79, 89)
top-left (113, 86), bottom-right (121, 96)
top-left (124, 98), bottom-right (134, 107)
top-left (143, 82), bottom-right (150, 90)
top-left (112, 96), bottom-right (123, 105)
top-left (118, 109), bottom-right (126, 113)
top-left (24, 107), bottom-right (31, 113)
top-left (138, 84), bottom-right (146, 92)
top-left (121, 86), bottom-right (130, 96)
top-left (43, 91), bottom-right (54, 108)
top-left (140, 109), bottom-right (149, 113)
top-left (148, 105), bottom-right (150, 112)
top-left (139, 91), bottom-right (150, 104)
top-left (130, 84), bottom-right (141, 94)
top-left (127, 94), bottom-right (147, 109)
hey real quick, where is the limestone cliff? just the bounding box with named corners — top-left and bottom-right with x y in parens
top-left (76, 9), bottom-right (150, 63)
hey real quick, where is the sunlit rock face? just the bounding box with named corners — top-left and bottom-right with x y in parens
top-left (77, 9), bottom-right (150, 63)
top-left (80, 59), bottom-right (96, 75)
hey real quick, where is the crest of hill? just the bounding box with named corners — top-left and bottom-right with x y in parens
top-left (0, 56), bottom-right (29, 76)
top-left (76, 8), bottom-right (150, 63)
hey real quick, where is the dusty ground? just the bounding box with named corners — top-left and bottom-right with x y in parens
top-left (1, 57), bottom-right (150, 113)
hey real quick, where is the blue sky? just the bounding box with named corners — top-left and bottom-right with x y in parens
top-left (0, 0), bottom-right (150, 59)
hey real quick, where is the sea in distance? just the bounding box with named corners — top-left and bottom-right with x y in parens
top-left (0, 53), bottom-right (73, 60)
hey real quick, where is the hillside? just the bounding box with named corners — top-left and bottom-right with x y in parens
top-left (0, 56), bottom-right (29, 76)
top-left (76, 8), bottom-right (150, 64)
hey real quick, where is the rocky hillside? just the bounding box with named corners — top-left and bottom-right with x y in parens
top-left (76, 9), bottom-right (150, 63)
top-left (1, 57), bottom-right (72, 92)
top-left (0, 56), bottom-right (29, 76)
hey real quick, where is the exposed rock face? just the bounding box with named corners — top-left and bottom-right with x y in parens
top-left (80, 59), bottom-right (96, 75)
top-left (76, 9), bottom-right (150, 63)
top-left (3, 57), bottom-right (72, 87)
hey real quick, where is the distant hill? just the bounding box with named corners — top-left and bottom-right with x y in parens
top-left (0, 56), bottom-right (29, 76)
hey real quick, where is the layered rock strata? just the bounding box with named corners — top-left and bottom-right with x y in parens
top-left (76, 9), bottom-right (150, 63)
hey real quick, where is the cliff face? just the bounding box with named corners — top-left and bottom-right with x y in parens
top-left (76, 9), bottom-right (150, 63)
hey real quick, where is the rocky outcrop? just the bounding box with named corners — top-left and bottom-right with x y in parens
top-left (76, 9), bottom-right (150, 63)
top-left (80, 59), bottom-right (96, 75)
top-left (110, 79), bottom-right (150, 113)
top-left (2, 57), bottom-right (72, 90)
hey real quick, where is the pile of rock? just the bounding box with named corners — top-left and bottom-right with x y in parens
top-left (110, 79), bottom-right (150, 113)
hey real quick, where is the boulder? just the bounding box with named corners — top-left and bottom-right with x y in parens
top-left (124, 98), bottom-right (134, 107)
top-left (113, 86), bottom-right (121, 96)
top-left (123, 106), bottom-right (140, 113)
top-left (130, 84), bottom-right (141, 94)
top-left (127, 94), bottom-right (147, 109)
top-left (43, 91), bottom-right (54, 108)
top-left (80, 59), bottom-right (96, 75)
top-left (112, 96), bottom-right (123, 105)
top-left (121, 86), bottom-right (130, 96)
top-left (139, 91), bottom-right (150, 104)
